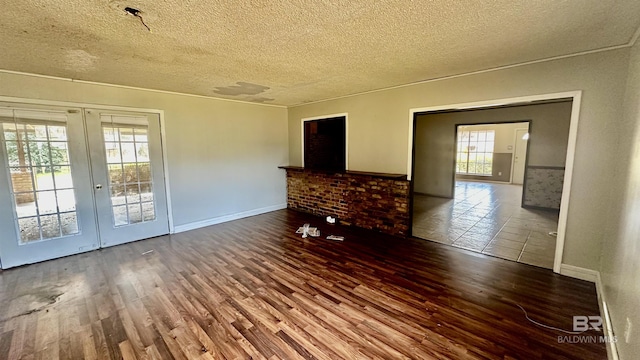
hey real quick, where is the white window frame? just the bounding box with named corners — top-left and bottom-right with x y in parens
top-left (456, 129), bottom-right (495, 176)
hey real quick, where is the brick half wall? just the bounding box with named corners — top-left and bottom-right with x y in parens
top-left (283, 168), bottom-right (410, 236)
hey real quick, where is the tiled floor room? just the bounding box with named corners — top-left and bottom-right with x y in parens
top-left (412, 181), bottom-right (559, 269)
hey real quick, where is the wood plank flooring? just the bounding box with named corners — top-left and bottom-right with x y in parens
top-left (0, 209), bottom-right (605, 359)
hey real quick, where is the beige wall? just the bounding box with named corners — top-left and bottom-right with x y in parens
top-left (600, 40), bottom-right (640, 359)
top-left (0, 72), bottom-right (289, 228)
top-left (288, 49), bottom-right (629, 270)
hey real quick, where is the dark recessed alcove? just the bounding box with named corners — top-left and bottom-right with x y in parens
top-left (304, 116), bottom-right (346, 171)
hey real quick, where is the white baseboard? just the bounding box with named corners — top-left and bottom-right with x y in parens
top-left (560, 264), bottom-right (599, 282)
top-left (595, 271), bottom-right (620, 360)
top-left (560, 264), bottom-right (619, 360)
top-left (173, 203), bottom-right (287, 233)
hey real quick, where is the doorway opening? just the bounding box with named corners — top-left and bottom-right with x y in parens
top-left (410, 98), bottom-right (574, 270)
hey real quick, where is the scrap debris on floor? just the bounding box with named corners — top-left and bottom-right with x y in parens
top-left (296, 223), bottom-right (320, 237)
top-left (296, 222), bottom-right (345, 241)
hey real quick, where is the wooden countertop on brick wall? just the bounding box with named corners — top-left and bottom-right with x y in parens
top-left (278, 166), bottom-right (408, 180)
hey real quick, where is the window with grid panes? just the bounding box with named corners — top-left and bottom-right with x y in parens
top-left (456, 129), bottom-right (495, 175)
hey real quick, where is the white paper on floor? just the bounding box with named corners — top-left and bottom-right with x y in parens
top-left (296, 223), bottom-right (320, 237)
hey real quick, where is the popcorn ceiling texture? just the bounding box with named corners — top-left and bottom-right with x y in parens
top-left (0, 0), bottom-right (639, 105)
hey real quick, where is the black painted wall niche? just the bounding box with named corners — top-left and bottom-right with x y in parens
top-left (304, 116), bottom-right (346, 171)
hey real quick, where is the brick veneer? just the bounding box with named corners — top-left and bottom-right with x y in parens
top-left (283, 167), bottom-right (410, 236)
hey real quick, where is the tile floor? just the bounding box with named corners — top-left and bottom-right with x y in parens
top-left (412, 181), bottom-right (559, 269)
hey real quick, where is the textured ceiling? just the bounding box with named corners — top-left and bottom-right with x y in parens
top-left (0, 0), bottom-right (639, 106)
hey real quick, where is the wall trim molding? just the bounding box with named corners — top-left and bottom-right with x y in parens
top-left (526, 165), bottom-right (566, 170)
top-left (173, 203), bottom-right (287, 233)
top-left (630, 24), bottom-right (640, 48)
top-left (596, 272), bottom-right (621, 360)
top-left (289, 44), bottom-right (632, 108)
top-left (560, 264), bottom-right (620, 360)
top-left (0, 69), bottom-right (286, 109)
top-left (559, 264), bottom-right (599, 282)
top-left (455, 178), bottom-right (511, 185)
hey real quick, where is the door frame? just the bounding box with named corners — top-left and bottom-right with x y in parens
top-left (511, 127), bottom-right (530, 184)
top-left (0, 96), bottom-right (174, 234)
top-left (406, 90), bottom-right (582, 274)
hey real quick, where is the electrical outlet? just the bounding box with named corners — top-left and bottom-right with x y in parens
top-left (498, 172), bottom-right (502, 176)
top-left (625, 318), bottom-right (632, 343)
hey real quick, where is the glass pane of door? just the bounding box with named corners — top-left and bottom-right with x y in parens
top-left (2, 121), bottom-right (79, 243)
top-left (102, 125), bottom-right (156, 226)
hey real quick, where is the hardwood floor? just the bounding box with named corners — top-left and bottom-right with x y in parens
top-left (0, 209), bottom-right (605, 359)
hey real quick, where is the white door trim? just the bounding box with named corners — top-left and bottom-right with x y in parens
top-left (407, 90), bottom-right (582, 274)
top-left (301, 112), bottom-right (349, 170)
top-left (0, 95), bottom-right (175, 233)
top-left (511, 127), bottom-right (529, 184)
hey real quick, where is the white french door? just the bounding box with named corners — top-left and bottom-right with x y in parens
top-left (0, 103), bottom-right (169, 268)
top-left (84, 109), bottom-right (169, 248)
top-left (0, 105), bottom-right (99, 268)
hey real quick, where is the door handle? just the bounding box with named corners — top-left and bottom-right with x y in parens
top-left (95, 184), bottom-right (103, 190)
